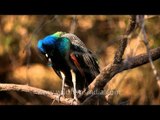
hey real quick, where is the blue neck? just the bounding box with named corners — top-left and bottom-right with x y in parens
top-left (59, 38), bottom-right (70, 55)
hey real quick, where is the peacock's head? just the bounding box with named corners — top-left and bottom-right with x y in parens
top-left (37, 35), bottom-right (55, 54)
top-left (37, 31), bottom-right (66, 62)
top-left (37, 31), bottom-right (66, 54)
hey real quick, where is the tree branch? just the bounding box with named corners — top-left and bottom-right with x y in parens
top-left (0, 83), bottom-right (78, 105)
top-left (92, 46), bottom-right (160, 89)
top-left (114, 15), bottom-right (137, 64)
top-left (80, 46), bottom-right (160, 104)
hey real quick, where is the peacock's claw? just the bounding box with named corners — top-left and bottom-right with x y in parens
top-left (51, 94), bottom-right (64, 105)
top-left (70, 97), bottom-right (79, 105)
top-left (58, 94), bottom-right (65, 103)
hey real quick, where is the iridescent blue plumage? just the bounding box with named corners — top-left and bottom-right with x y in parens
top-left (37, 32), bottom-right (70, 56)
top-left (37, 31), bottom-right (100, 101)
top-left (37, 39), bottom-right (45, 53)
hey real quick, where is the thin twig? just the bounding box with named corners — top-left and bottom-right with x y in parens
top-left (70, 15), bottom-right (77, 34)
top-left (138, 15), bottom-right (160, 81)
top-left (24, 15), bottom-right (57, 85)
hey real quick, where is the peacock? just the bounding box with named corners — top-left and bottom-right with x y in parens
top-left (37, 31), bottom-right (100, 101)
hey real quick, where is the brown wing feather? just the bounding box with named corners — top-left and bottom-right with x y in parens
top-left (62, 33), bottom-right (100, 82)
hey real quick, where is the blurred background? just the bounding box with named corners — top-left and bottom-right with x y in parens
top-left (0, 15), bottom-right (159, 105)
